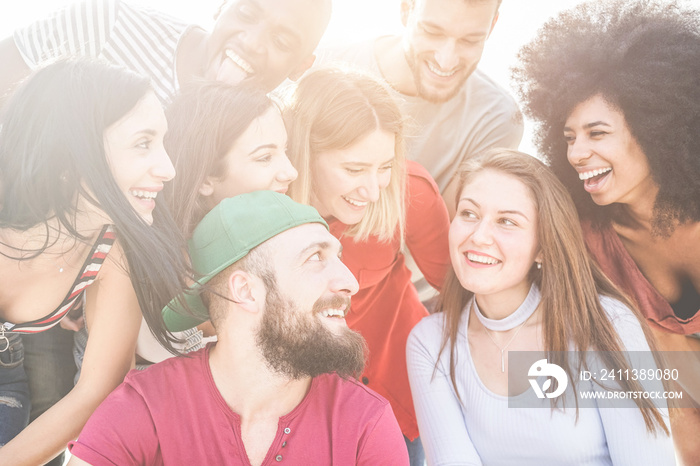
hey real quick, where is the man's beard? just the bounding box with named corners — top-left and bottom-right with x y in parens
top-left (404, 46), bottom-right (474, 104)
top-left (255, 283), bottom-right (367, 380)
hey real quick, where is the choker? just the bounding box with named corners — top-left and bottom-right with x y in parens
top-left (472, 284), bottom-right (540, 332)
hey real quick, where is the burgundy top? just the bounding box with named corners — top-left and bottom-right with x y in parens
top-left (582, 221), bottom-right (700, 334)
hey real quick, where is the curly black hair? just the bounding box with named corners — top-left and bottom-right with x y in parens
top-left (513, 0), bottom-right (700, 234)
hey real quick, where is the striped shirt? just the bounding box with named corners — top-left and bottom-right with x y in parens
top-left (14, 0), bottom-right (190, 103)
top-left (2, 225), bottom-right (116, 334)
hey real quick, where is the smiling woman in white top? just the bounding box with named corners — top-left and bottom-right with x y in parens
top-left (406, 149), bottom-right (674, 465)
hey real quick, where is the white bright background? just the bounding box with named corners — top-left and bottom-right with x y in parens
top-left (1, 2), bottom-right (699, 464)
top-left (2, 0), bottom-right (700, 155)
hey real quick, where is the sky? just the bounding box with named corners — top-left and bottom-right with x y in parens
top-left (2, 0), bottom-right (700, 156)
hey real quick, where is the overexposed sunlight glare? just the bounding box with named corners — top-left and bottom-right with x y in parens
top-left (4, 0), bottom-right (695, 155)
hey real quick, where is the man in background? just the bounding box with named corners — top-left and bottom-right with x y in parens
top-left (318, 0), bottom-right (522, 217)
top-left (316, 1), bottom-right (522, 462)
top-left (0, 0), bottom-right (331, 102)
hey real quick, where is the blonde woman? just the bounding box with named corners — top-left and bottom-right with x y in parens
top-left (285, 67), bottom-right (450, 463)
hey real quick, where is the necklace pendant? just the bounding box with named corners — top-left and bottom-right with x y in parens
top-left (59, 267), bottom-right (64, 273)
top-left (501, 349), bottom-right (505, 373)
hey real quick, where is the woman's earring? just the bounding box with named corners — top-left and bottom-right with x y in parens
top-left (536, 262), bottom-right (542, 270)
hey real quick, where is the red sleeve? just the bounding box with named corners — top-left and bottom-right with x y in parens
top-left (356, 403), bottom-right (410, 465)
top-left (405, 161), bottom-right (451, 290)
top-left (69, 383), bottom-right (160, 465)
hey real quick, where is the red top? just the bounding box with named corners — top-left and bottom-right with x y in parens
top-left (69, 345), bottom-right (408, 465)
top-left (582, 220), bottom-right (700, 334)
top-left (330, 161), bottom-right (451, 440)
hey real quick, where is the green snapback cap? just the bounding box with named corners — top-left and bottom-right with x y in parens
top-left (163, 191), bottom-right (328, 332)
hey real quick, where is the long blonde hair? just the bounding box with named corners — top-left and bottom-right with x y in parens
top-left (437, 149), bottom-right (667, 434)
top-left (285, 67), bottom-right (406, 242)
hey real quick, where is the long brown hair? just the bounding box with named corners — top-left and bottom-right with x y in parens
top-left (285, 67), bottom-right (406, 243)
top-left (0, 60), bottom-right (189, 350)
top-left (436, 149), bottom-right (667, 433)
top-left (163, 82), bottom-right (273, 238)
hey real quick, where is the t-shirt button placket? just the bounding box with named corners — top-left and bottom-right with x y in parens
top-left (276, 426), bottom-right (291, 460)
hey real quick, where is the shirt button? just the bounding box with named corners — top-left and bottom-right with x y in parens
top-left (284, 427), bottom-right (291, 434)
top-left (362, 377), bottom-right (369, 385)
top-left (276, 455), bottom-right (283, 461)
top-left (282, 441), bottom-right (287, 447)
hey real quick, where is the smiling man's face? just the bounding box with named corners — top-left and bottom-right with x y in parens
top-left (204, 0), bottom-right (330, 91)
top-left (254, 224), bottom-right (366, 379)
top-left (401, 0), bottom-right (499, 102)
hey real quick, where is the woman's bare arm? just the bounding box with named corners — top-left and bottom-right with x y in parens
top-left (0, 242), bottom-right (142, 465)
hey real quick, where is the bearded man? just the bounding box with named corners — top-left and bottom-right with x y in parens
top-left (67, 191), bottom-right (408, 465)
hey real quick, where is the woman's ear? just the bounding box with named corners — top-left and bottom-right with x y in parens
top-left (199, 176), bottom-right (216, 197)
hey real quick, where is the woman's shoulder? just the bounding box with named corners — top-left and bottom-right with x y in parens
top-left (406, 160), bottom-right (441, 196)
top-left (598, 294), bottom-right (650, 351)
top-left (405, 161), bottom-right (449, 224)
top-left (406, 313), bottom-right (450, 368)
top-left (95, 233), bottom-right (128, 278)
top-left (414, 311), bottom-right (446, 331)
top-left (408, 312), bottom-right (445, 346)
top-left (598, 294), bottom-right (636, 322)
top-left (409, 310), bottom-right (469, 349)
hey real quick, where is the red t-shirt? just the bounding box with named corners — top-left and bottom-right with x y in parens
top-left (330, 161), bottom-right (451, 440)
top-left (69, 346), bottom-right (408, 465)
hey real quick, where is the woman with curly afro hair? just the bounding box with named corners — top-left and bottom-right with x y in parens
top-left (514, 0), bottom-right (700, 461)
